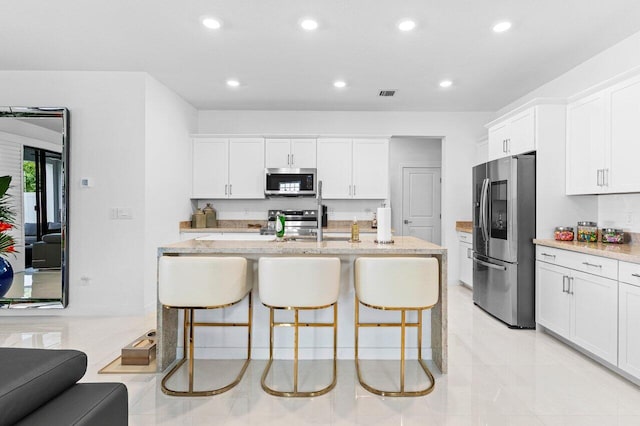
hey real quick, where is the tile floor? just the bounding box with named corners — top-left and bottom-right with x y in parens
top-left (2, 284), bottom-right (639, 425)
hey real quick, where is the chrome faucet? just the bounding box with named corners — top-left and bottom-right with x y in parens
top-left (317, 180), bottom-right (323, 242)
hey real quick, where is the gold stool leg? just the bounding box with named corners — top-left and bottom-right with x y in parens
top-left (261, 304), bottom-right (338, 397)
top-left (354, 300), bottom-right (436, 397)
top-left (161, 293), bottom-right (252, 397)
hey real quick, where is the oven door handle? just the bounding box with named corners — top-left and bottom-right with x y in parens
top-left (472, 256), bottom-right (507, 271)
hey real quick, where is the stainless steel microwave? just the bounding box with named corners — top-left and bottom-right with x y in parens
top-left (265, 168), bottom-right (317, 197)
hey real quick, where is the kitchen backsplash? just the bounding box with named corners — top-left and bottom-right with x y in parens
top-left (195, 198), bottom-right (384, 221)
top-left (598, 193), bottom-right (640, 232)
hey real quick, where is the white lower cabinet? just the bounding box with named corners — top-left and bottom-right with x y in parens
top-left (536, 246), bottom-right (618, 368)
top-left (457, 232), bottom-right (473, 287)
top-left (619, 260), bottom-right (640, 379)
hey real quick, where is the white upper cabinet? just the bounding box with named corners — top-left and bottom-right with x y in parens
top-left (317, 138), bottom-right (352, 198)
top-left (487, 108), bottom-right (535, 161)
top-left (566, 93), bottom-right (607, 195)
top-left (317, 138), bottom-right (388, 199)
top-left (192, 138), bottom-right (228, 198)
top-left (566, 73), bottom-right (640, 195)
top-left (265, 138), bottom-right (316, 168)
top-left (192, 137), bottom-right (265, 199)
top-left (608, 76), bottom-right (640, 193)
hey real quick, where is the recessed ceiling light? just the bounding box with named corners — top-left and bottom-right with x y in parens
top-left (333, 80), bottom-right (347, 88)
top-left (439, 80), bottom-right (453, 88)
top-left (300, 19), bottom-right (319, 31)
top-left (202, 17), bottom-right (222, 30)
top-left (398, 20), bottom-right (416, 32)
top-left (493, 21), bottom-right (512, 33)
top-left (226, 79), bottom-right (240, 87)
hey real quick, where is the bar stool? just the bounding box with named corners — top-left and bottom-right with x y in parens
top-left (258, 257), bottom-right (341, 397)
top-left (354, 257), bottom-right (439, 397)
top-left (158, 256), bottom-right (251, 397)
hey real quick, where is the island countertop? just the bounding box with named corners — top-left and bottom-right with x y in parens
top-left (159, 235), bottom-right (447, 256)
top-left (156, 235), bottom-right (448, 375)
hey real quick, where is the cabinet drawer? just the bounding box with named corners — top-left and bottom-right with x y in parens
top-left (457, 232), bottom-right (472, 243)
top-left (619, 260), bottom-right (640, 286)
top-left (536, 246), bottom-right (618, 280)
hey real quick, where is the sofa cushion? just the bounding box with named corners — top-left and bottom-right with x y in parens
top-left (42, 233), bottom-right (62, 244)
top-left (0, 348), bottom-right (87, 425)
top-left (24, 222), bottom-right (37, 236)
top-left (15, 383), bottom-right (128, 426)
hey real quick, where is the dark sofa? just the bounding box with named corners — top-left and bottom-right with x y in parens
top-left (0, 348), bottom-right (128, 426)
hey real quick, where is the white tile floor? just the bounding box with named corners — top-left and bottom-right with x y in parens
top-left (2, 284), bottom-right (639, 425)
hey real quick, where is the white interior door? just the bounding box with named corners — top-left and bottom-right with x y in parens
top-left (401, 167), bottom-right (441, 243)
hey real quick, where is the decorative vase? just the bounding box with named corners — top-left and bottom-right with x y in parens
top-left (0, 257), bottom-right (14, 298)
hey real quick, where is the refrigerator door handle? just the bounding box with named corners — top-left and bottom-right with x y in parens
top-left (472, 256), bottom-right (507, 271)
top-left (480, 178), bottom-right (490, 243)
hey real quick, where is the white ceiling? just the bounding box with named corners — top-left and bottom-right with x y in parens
top-left (2, 0), bottom-right (640, 111)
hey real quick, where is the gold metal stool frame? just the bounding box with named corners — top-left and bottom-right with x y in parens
top-left (161, 292), bottom-right (252, 397)
top-left (261, 302), bottom-right (338, 397)
top-left (354, 296), bottom-right (436, 397)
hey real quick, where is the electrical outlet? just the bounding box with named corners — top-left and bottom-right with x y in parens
top-left (626, 211), bottom-right (633, 226)
top-left (80, 276), bottom-right (91, 286)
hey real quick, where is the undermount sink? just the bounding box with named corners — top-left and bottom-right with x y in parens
top-left (196, 234), bottom-right (276, 241)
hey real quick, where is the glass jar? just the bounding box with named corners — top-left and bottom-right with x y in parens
top-left (601, 228), bottom-right (624, 244)
top-left (554, 227), bottom-right (574, 241)
top-left (577, 221), bottom-right (598, 242)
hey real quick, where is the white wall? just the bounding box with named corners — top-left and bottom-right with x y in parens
top-left (198, 110), bottom-right (493, 284)
top-left (0, 71), bottom-right (195, 316)
top-left (144, 76), bottom-right (197, 311)
top-left (598, 194), bottom-right (640, 232)
top-left (388, 137), bottom-right (442, 239)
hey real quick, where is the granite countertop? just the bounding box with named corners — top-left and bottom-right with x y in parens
top-left (159, 235), bottom-right (446, 256)
top-left (534, 239), bottom-right (640, 264)
top-left (456, 221), bottom-right (472, 233)
top-left (180, 219), bottom-right (378, 234)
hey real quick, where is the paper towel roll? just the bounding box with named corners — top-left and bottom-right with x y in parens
top-left (376, 207), bottom-right (392, 243)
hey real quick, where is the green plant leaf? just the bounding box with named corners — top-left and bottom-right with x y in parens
top-left (0, 176), bottom-right (10, 198)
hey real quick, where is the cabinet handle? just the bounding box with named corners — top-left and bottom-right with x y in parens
top-left (604, 168), bottom-right (609, 186)
top-left (353, 185), bottom-right (356, 196)
top-left (631, 273), bottom-right (640, 278)
top-left (291, 154), bottom-right (294, 165)
top-left (562, 275), bottom-right (568, 293)
top-left (596, 169), bottom-right (602, 186)
top-left (502, 139), bottom-right (506, 153)
top-left (541, 253), bottom-right (556, 259)
top-left (287, 154), bottom-right (290, 165)
top-left (582, 262), bottom-right (602, 268)
top-left (348, 185), bottom-right (352, 196)
top-left (225, 184), bottom-right (228, 195)
top-left (467, 247), bottom-right (473, 258)
top-left (229, 184), bottom-right (232, 195)
top-left (568, 276), bottom-right (574, 295)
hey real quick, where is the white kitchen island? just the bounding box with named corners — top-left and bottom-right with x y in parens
top-left (156, 235), bottom-right (448, 374)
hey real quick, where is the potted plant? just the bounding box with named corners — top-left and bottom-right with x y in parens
top-left (0, 175), bottom-right (17, 297)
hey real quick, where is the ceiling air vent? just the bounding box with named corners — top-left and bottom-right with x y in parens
top-left (378, 90), bottom-right (396, 97)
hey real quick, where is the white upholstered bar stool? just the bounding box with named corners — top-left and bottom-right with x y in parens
top-left (354, 257), bottom-right (440, 397)
top-left (258, 257), bottom-right (341, 397)
top-left (158, 256), bottom-right (251, 397)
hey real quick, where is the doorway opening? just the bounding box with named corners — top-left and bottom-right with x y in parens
top-left (389, 137), bottom-right (442, 244)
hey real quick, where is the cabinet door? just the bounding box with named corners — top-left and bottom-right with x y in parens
top-left (619, 282), bottom-right (640, 379)
top-left (566, 93), bottom-right (606, 195)
top-left (291, 139), bottom-right (316, 168)
top-left (570, 270), bottom-right (618, 365)
top-left (228, 138), bottom-right (265, 199)
top-left (352, 139), bottom-right (388, 199)
top-left (317, 138), bottom-right (352, 199)
top-left (265, 138), bottom-right (291, 168)
top-left (192, 138), bottom-right (228, 198)
top-left (509, 109), bottom-right (535, 155)
top-left (488, 122), bottom-right (508, 161)
top-left (459, 241), bottom-right (473, 286)
top-left (536, 261), bottom-right (571, 339)
top-left (608, 76), bottom-right (640, 193)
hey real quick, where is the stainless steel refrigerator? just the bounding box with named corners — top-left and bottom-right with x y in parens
top-left (472, 154), bottom-right (536, 328)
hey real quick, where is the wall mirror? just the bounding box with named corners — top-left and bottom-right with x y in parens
top-left (0, 107), bottom-right (69, 308)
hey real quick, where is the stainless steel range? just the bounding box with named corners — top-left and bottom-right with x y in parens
top-left (261, 209), bottom-right (324, 236)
